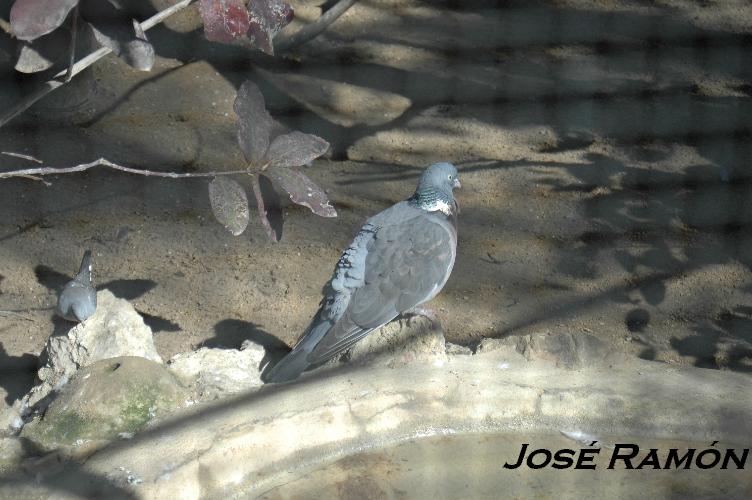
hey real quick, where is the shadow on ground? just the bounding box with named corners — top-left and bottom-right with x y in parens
top-left (2, 0), bottom-right (752, 374)
top-left (0, 341), bottom-right (37, 405)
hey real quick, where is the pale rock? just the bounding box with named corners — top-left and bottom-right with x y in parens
top-left (168, 340), bottom-right (266, 400)
top-left (25, 290), bottom-right (162, 412)
top-left (0, 436), bottom-right (24, 471)
top-left (0, 401), bottom-right (24, 436)
top-left (445, 342), bottom-right (473, 355)
top-left (475, 331), bottom-right (619, 369)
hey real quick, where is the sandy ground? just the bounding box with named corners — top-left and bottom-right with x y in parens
top-left (1, 0), bottom-right (752, 410)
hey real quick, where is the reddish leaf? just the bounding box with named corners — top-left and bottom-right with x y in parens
top-left (10, 0), bottom-right (79, 41)
top-left (247, 0), bottom-right (293, 55)
top-left (14, 29), bottom-right (70, 73)
top-left (251, 174), bottom-right (284, 242)
top-left (234, 80), bottom-right (273, 166)
top-left (265, 131), bottom-right (329, 168)
top-left (265, 167), bottom-right (336, 218)
top-left (199, 0), bottom-right (251, 44)
top-left (208, 176), bottom-right (250, 236)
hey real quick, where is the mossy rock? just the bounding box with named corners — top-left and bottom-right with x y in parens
top-left (21, 356), bottom-right (188, 453)
top-left (0, 437), bottom-right (24, 472)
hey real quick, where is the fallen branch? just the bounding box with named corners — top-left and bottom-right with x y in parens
top-left (0, 0), bottom-right (196, 129)
top-left (0, 157), bottom-right (253, 181)
top-left (275, 0), bottom-right (358, 51)
top-left (1, 151), bottom-right (43, 163)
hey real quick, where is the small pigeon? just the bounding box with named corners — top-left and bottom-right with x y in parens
top-left (265, 162), bottom-right (461, 383)
top-left (56, 249), bottom-right (97, 322)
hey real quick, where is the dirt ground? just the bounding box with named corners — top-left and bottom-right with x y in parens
top-left (1, 0), bottom-right (752, 410)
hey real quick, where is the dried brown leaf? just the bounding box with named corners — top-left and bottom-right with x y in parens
top-left (265, 167), bottom-right (336, 218)
top-left (208, 176), bottom-right (250, 236)
top-left (14, 29), bottom-right (70, 73)
top-left (10, 0), bottom-right (79, 41)
top-left (234, 80), bottom-right (273, 166)
top-left (247, 0), bottom-right (293, 55)
top-left (87, 19), bottom-right (154, 72)
top-left (265, 131), bottom-right (329, 168)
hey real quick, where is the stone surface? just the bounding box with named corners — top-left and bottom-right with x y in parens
top-left (445, 342), bottom-right (473, 355)
top-left (476, 331), bottom-right (620, 369)
top-left (0, 401), bottom-right (24, 436)
top-left (25, 290), bottom-right (162, 411)
top-left (259, 432), bottom-right (752, 499)
top-left (20, 357), bottom-right (187, 454)
top-left (0, 356), bottom-right (747, 499)
top-left (0, 436), bottom-right (24, 472)
top-left (326, 316), bottom-right (447, 370)
top-left (167, 340), bottom-right (266, 401)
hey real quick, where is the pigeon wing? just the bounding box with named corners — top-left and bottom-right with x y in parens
top-left (308, 212), bottom-right (455, 363)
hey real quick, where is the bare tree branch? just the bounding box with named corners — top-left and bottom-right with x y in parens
top-left (0, 0), bottom-right (197, 129)
top-left (0, 157), bottom-right (253, 181)
top-left (275, 0), bottom-right (358, 51)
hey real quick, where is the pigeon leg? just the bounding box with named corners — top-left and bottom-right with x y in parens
top-left (401, 306), bottom-right (441, 328)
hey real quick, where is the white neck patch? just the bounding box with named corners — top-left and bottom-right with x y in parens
top-left (424, 199), bottom-right (452, 215)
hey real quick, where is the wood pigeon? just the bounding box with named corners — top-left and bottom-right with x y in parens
top-left (56, 249), bottom-right (97, 322)
top-left (265, 162), bottom-right (460, 383)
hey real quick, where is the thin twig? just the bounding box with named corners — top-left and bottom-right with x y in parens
top-left (65, 4), bottom-right (80, 82)
top-left (0, 0), bottom-right (196, 129)
top-left (0, 157), bottom-right (253, 180)
top-left (17, 174), bottom-right (50, 184)
top-left (251, 174), bottom-right (277, 242)
top-left (275, 0), bottom-right (358, 51)
top-left (1, 151), bottom-right (43, 163)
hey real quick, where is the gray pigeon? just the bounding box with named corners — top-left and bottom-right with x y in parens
top-left (265, 162), bottom-right (460, 383)
top-left (56, 250), bottom-right (97, 322)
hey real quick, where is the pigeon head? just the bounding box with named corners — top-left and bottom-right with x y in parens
top-left (410, 162), bottom-right (460, 212)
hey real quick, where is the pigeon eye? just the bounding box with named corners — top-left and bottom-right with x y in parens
top-left (448, 174), bottom-right (453, 180)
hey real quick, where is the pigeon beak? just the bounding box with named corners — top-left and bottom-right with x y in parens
top-left (453, 178), bottom-right (461, 189)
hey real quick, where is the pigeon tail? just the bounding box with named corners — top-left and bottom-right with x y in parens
top-left (263, 346), bottom-right (311, 383)
top-left (264, 315), bottom-right (334, 383)
top-left (76, 250), bottom-right (93, 284)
